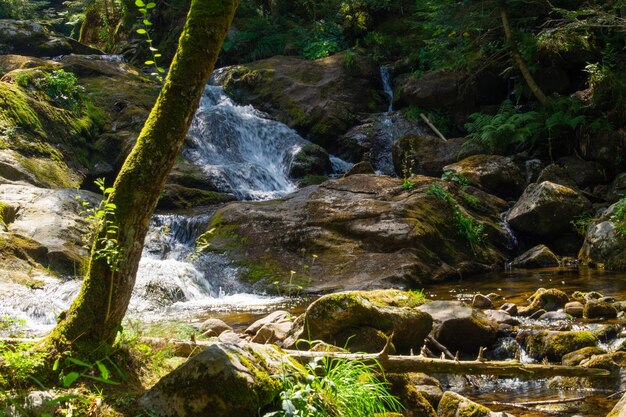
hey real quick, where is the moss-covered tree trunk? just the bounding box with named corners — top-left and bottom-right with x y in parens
top-left (45, 0), bottom-right (240, 354)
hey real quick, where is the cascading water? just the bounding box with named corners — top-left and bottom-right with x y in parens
top-left (380, 65), bottom-right (394, 113)
top-left (183, 85), bottom-right (305, 200)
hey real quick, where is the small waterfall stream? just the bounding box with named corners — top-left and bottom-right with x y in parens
top-left (380, 65), bottom-right (394, 113)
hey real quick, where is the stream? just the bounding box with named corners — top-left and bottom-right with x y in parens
top-left (0, 78), bottom-right (624, 416)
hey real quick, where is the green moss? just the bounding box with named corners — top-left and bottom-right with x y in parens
top-left (199, 212), bottom-right (248, 252)
top-left (158, 184), bottom-right (233, 209)
top-left (298, 175), bottom-right (328, 186)
top-left (458, 403), bottom-right (491, 417)
top-left (242, 258), bottom-right (286, 284)
top-left (526, 331), bottom-right (598, 362)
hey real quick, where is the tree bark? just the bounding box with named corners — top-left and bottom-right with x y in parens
top-left (499, 2), bottom-right (548, 106)
top-left (44, 0), bottom-right (240, 355)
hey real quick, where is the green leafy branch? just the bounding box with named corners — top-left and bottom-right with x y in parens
top-left (135, 0), bottom-right (165, 82)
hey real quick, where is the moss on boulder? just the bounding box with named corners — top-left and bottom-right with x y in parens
top-left (284, 289), bottom-right (432, 354)
top-left (518, 288), bottom-right (569, 316)
top-left (522, 330), bottom-right (598, 362)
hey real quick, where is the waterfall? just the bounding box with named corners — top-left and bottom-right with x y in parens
top-left (183, 85), bottom-right (305, 200)
top-left (380, 65), bottom-right (394, 113)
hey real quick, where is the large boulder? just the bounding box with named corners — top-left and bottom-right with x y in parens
top-left (0, 20), bottom-right (101, 57)
top-left (555, 156), bottom-right (608, 189)
top-left (213, 54), bottom-right (383, 148)
top-left (579, 202), bottom-right (626, 270)
top-left (394, 70), bottom-right (472, 112)
top-left (506, 181), bottom-right (591, 238)
top-left (199, 175), bottom-right (513, 293)
top-left (283, 290), bottom-right (432, 354)
top-left (140, 342), bottom-right (290, 417)
top-left (443, 155), bottom-right (525, 200)
top-left (0, 184), bottom-right (96, 275)
top-left (416, 301), bottom-right (498, 355)
top-left (510, 244), bottom-right (559, 268)
top-left (392, 134), bottom-right (471, 178)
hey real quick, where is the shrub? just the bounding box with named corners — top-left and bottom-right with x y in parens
top-left (34, 70), bottom-right (85, 111)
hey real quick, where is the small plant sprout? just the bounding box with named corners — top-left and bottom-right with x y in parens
top-left (135, 0), bottom-right (165, 82)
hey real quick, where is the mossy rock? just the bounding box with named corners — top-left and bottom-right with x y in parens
top-left (437, 391), bottom-right (494, 417)
top-left (284, 289), bottom-right (432, 354)
top-left (522, 330), bottom-right (598, 362)
top-left (387, 373), bottom-right (437, 417)
top-left (140, 342), bottom-right (298, 417)
top-left (561, 346), bottom-right (606, 366)
top-left (583, 300), bottom-right (618, 319)
top-left (518, 288), bottom-right (569, 316)
top-left (158, 184), bottom-right (235, 210)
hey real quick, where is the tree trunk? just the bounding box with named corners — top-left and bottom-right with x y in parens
top-left (45, 0), bottom-right (240, 355)
top-left (499, 2), bottom-right (548, 106)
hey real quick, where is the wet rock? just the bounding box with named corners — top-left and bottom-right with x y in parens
top-left (579, 202), bottom-right (626, 270)
top-left (519, 288), bottom-right (569, 316)
top-left (437, 391), bottom-right (514, 417)
top-left (561, 346), bottom-right (606, 366)
top-left (245, 311), bottom-right (291, 335)
top-left (535, 164), bottom-right (578, 189)
top-left (416, 301), bottom-right (498, 355)
top-left (521, 330), bottom-right (598, 362)
top-left (288, 143), bottom-right (332, 179)
top-left (250, 320), bottom-right (293, 345)
top-left (284, 290), bottom-right (432, 354)
top-left (218, 331), bottom-right (244, 344)
top-left (500, 303), bottom-right (518, 316)
top-left (409, 373), bottom-right (444, 409)
top-left (510, 244), bottom-right (560, 268)
top-left (214, 54), bottom-right (382, 147)
top-left (529, 309), bottom-right (547, 319)
top-left (140, 342), bottom-right (288, 417)
top-left (199, 318), bottom-right (232, 337)
top-left (343, 161), bottom-right (375, 177)
top-left (472, 294), bottom-right (492, 309)
top-left (140, 280), bottom-right (186, 308)
top-left (483, 310), bottom-right (519, 326)
top-left (572, 290), bottom-right (603, 302)
top-left (0, 20), bottom-right (101, 57)
top-left (613, 301), bottom-right (626, 313)
top-left (583, 300), bottom-right (618, 319)
top-left (443, 155), bottom-right (525, 199)
top-left (539, 311), bottom-right (570, 321)
top-left (564, 301), bottom-right (584, 317)
top-left (392, 134), bottom-right (470, 178)
top-left (506, 181), bottom-right (591, 238)
top-left (158, 184), bottom-right (235, 210)
top-left (201, 175), bottom-right (512, 292)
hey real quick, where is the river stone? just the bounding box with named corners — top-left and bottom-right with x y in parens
top-left (538, 311), bottom-right (570, 321)
top-left (579, 202), bottom-right (626, 270)
top-left (416, 301), bottom-right (498, 355)
top-left (199, 318), bottom-right (232, 337)
top-left (392, 134), bottom-right (470, 178)
top-left (443, 155), bottom-right (525, 199)
top-left (471, 294), bottom-right (493, 309)
top-left (500, 303), bottom-right (518, 316)
top-left (521, 330), bottom-right (598, 362)
top-left (343, 161), bottom-right (375, 177)
top-left (510, 244), bottom-right (560, 268)
top-left (387, 373), bottom-right (437, 417)
top-left (536, 164), bottom-right (578, 189)
top-left (201, 175), bottom-right (512, 293)
top-left (561, 346), bottom-right (607, 366)
top-left (482, 310), bottom-right (519, 326)
top-left (140, 342), bottom-right (288, 417)
top-left (250, 320), bottom-right (292, 345)
top-left (213, 53), bottom-right (382, 147)
top-left (583, 300), bottom-right (618, 319)
top-left (283, 289), bottom-right (432, 354)
top-left (245, 311), bottom-right (291, 335)
top-left (288, 143), bottom-right (332, 179)
top-left (607, 391), bottom-right (626, 417)
top-left (518, 288), bottom-right (569, 316)
top-left (506, 181), bottom-right (591, 237)
top-left (564, 301), bottom-right (584, 317)
top-left (437, 391), bottom-right (514, 417)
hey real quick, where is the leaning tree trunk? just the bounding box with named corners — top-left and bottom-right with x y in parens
top-left (45, 0), bottom-right (240, 354)
top-left (499, 1), bottom-right (547, 106)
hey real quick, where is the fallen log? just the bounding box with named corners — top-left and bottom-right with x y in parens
top-left (284, 350), bottom-right (612, 379)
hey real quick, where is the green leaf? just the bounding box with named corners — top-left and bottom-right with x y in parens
top-left (146, 2), bottom-right (156, 8)
top-left (65, 357), bottom-right (91, 367)
top-left (62, 372), bottom-right (80, 388)
top-left (145, 60), bottom-right (155, 65)
top-left (96, 360), bottom-right (110, 380)
top-left (136, 28), bottom-right (147, 35)
top-left (84, 375), bottom-right (120, 385)
top-left (53, 358), bottom-right (60, 371)
top-left (135, 0), bottom-right (145, 6)
top-left (154, 53), bottom-right (162, 58)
